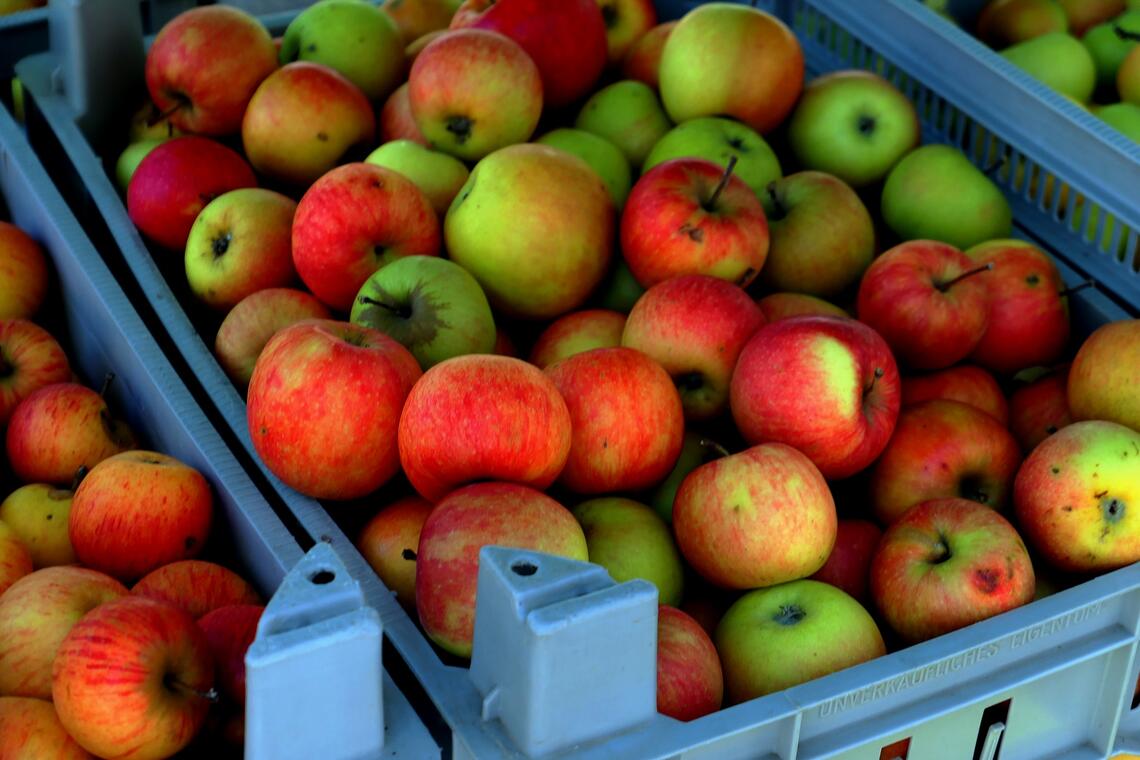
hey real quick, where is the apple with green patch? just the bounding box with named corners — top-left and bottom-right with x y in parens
top-left (365, 140), bottom-right (470, 216)
top-left (0, 485), bottom-right (76, 568)
top-left (642, 117), bottom-right (782, 200)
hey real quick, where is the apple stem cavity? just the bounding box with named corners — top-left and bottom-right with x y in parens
top-left (864, 366), bottom-right (885, 397)
top-left (212, 232), bottom-right (233, 259)
top-left (931, 535), bottom-right (952, 564)
top-left (1059, 279), bottom-right (1096, 298)
top-left (165, 675), bottom-right (220, 703)
top-left (147, 96), bottom-right (187, 128)
top-left (773, 604), bottom-right (806, 626)
top-left (446, 115), bottom-right (474, 145)
top-left (936, 262), bottom-right (994, 292)
top-left (856, 114), bottom-right (876, 136)
top-left (698, 438), bottom-right (732, 460)
top-left (705, 155), bottom-right (739, 210)
top-left (358, 295), bottom-right (413, 320)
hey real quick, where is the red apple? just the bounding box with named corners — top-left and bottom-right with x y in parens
top-left (901, 364), bottom-right (1010, 426)
top-left (529, 309), bottom-right (627, 369)
top-left (0, 319), bottom-right (72, 426)
top-left (197, 604), bottom-right (263, 705)
top-left (0, 222), bottom-right (49, 320)
top-left (131, 560), bottom-right (261, 620)
top-left (656, 605), bottom-right (722, 722)
top-left (621, 20), bottom-right (675, 89)
top-left (0, 520), bottom-right (33, 596)
top-left (380, 83), bottom-right (428, 146)
top-left (1067, 319), bottom-right (1140, 432)
top-left (809, 518), bottom-right (883, 605)
top-left (756, 292), bottom-right (849, 322)
top-left (597, 0), bottom-right (656, 65)
top-left (248, 320), bottom-right (422, 500)
top-left (730, 315), bottom-right (901, 480)
top-left (0, 697), bottom-right (94, 759)
top-left (356, 495), bottom-right (432, 609)
top-left (1009, 366), bottom-right (1072, 453)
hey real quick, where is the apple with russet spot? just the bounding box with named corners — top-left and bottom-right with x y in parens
top-left (1, 485), bottom-right (76, 568)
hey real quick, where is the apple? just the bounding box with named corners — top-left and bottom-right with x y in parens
top-left (280, 0), bottom-right (405, 101)
top-left (870, 399), bottom-right (1023, 525)
top-left (673, 442), bottom-right (836, 589)
top-left (408, 29), bottom-right (542, 161)
top-left (1095, 102), bottom-right (1140, 141)
top-left (183, 188), bottom-right (297, 312)
top-left (0, 485), bottom-right (76, 568)
top-left (145, 5), bottom-right (277, 136)
top-left (647, 431), bottom-right (727, 524)
top-left (901, 364), bottom-right (1010, 426)
top-left (596, 0), bottom-right (656, 65)
top-left (0, 0), bottom-right (46, 14)
top-left (52, 597), bottom-right (214, 760)
top-left (1058, 0), bottom-right (1124, 37)
top-left (1003, 32), bottom-right (1097, 102)
top-left (756, 292), bottom-right (849, 322)
top-left (809, 519), bottom-right (882, 605)
top-left (575, 80), bottom-right (673, 169)
top-left (248, 320), bottom-right (422, 500)
top-left (622, 274), bottom-right (765, 421)
top-left (621, 157), bottom-right (769, 289)
top-left (406, 29), bottom-right (449, 61)
top-left (381, 82), bottom-right (429, 145)
top-left (126, 99), bottom-right (183, 143)
top-left (0, 222), bottom-right (48, 320)
top-left (0, 697), bottom-right (93, 759)
top-left (445, 143), bottom-right (614, 319)
top-left (976, 0), bottom-right (1069, 47)
top-left (350, 255), bottom-right (496, 369)
top-left (0, 319), bottom-right (72, 426)
top-left (126, 136), bottom-right (257, 252)
top-left (679, 577), bottom-right (739, 638)
top-left (716, 579), bottom-right (885, 703)
top-left (131, 560), bottom-right (261, 620)
top-left (641, 117), bottom-right (782, 199)
top-left (69, 451), bottom-right (214, 582)
top-left (492, 328), bottom-right (517, 357)
top-left (1067, 318), bottom-right (1140, 431)
top-left (0, 566), bottom-right (127, 698)
top-left (398, 354), bottom-right (571, 502)
top-left (292, 162), bottom-right (440, 312)
top-left (658, 3), bottom-right (803, 134)
top-left (114, 140), bottom-right (167, 194)
top-left (197, 604), bottom-right (264, 705)
top-left (1083, 11), bottom-right (1140, 91)
top-left (871, 498), bottom-right (1035, 644)
top-left (786, 70), bottom-right (921, 188)
top-left (1009, 366), bottom-right (1072, 452)
top-left (365, 140), bottom-right (470, 216)
top-left (759, 170), bottom-right (875, 298)
top-left (656, 605), bottom-right (722, 721)
top-left (730, 316), bottom-right (901, 480)
top-left (529, 309), bottom-right (626, 369)
top-left (381, 0), bottom-right (454, 44)
top-left (621, 20), bottom-right (675, 89)
top-left (572, 497), bottom-right (683, 606)
top-left (357, 495), bottom-right (432, 609)
top-left (415, 482), bottom-right (588, 657)
top-left (214, 288), bottom-right (331, 392)
top-left (1015, 420), bottom-right (1140, 572)
top-left (592, 258), bottom-right (646, 314)
top-left (0, 521), bottom-right (32, 596)
top-left (535, 129), bottom-right (632, 210)
top-left (856, 240), bottom-right (993, 370)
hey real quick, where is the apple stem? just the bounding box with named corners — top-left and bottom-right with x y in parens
top-left (71, 465), bottom-right (89, 492)
top-left (1058, 279), bottom-right (1096, 298)
top-left (705, 155), bottom-right (739, 210)
top-left (1115, 25), bottom-right (1140, 42)
top-left (357, 296), bottom-right (412, 320)
top-left (146, 100), bottom-right (183, 128)
top-left (864, 366), bottom-right (885, 396)
top-left (765, 181), bottom-right (787, 221)
top-left (698, 438), bottom-right (731, 460)
top-left (936, 262), bottom-right (993, 292)
top-left (99, 372), bottom-right (115, 398)
top-left (166, 677), bottom-right (220, 703)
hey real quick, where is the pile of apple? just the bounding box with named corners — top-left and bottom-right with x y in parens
top-left (0, 222), bottom-right (268, 757)
top-left (112, 0), bottom-right (1140, 727)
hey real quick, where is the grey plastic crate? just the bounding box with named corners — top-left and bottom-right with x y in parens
top-left (0, 99), bottom-right (438, 760)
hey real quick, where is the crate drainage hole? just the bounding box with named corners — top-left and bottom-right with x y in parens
top-left (309, 569), bottom-right (336, 585)
top-left (511, 561), bottom-right (538, 577)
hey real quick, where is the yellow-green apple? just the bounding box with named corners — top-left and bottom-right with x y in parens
top-left (729, 316), bottom-right (901, 480)
top-left (1120, 43), bottom-right (1140, 104)
top-left (183, 188), bottom-right (297, 312)
top-left (1003, 32), bottom-right (1097, 100)
top-left (213, 288), bottom-right (330, 392)
top-left (414, 482), bottom-right (588, 657)
top-left (446, 143), bottom-right (614, 319)
top-left (0, 520), bottom-right (32, 596)
top-left (52, 596), bottom-right (214, 760)
top-left (248, 320), bottom-right (421, 500)
top-left (976, 0), bottom-right (1068, 47)
top-left (0, 222), bottom-right (48, 320)
top-left (529, 309), bottom-right (626, 369)
top-left (656, 605), bottom-right (722, 721)
top-left (449, 0), bottom-right (607, 107)
top-left (242, 62), bottom-right (376, 187)
top-left (642, 117), bottom-right (782, 199)
top-left (280, 0), bottom-right (405, 101)
top-left (673, 443), bottom-right (836, 589)
top-left (1083, 11), bottom-right (1140, 90)
top-left (131, 560), bottom-right (261, 620)
top-left (622, 274), bottom-right (765, 421)
top-left (870, 498), bottom-right (1035, 644)
top-left (716, 579), bottom-right (885, 703)
top-left (144, 6), bottom-right (277, 136)
top-left (1067, 319), bottom-right (1140, 431)
top-left (647, 431), bottom-right (727, 524)
top-left (1009, 366), bottom-right (1072, 452)
top-left (349, 255), bottom-right (496, 369)
top-left (658, 4), bottom-right (803, 134)
top-left (756, 292), bottom-right (849, 322)
top-left (365, 139), bottom-right (470, 216)
top-left (0, 485), bottom-right (76, 568)
top-left (381, 83), bottom-right (428, 145)
top-left (758, 171), bottom-right (875, 298)
top-left (901, 364), bottom-right (1010, 425)
top-left (786, 70), bottom-right (921, 188)
top-left (6, 382), bottom-right (137, 485)
top-left (382, 0), bottom-right (454, 44)
top-left (114, 140), bottom-right (167, 194)
top-left (1058, 0), bottom-right (1124, 36)
top-left (546, 347), bottom-right (684, 494)
top-left (357, 495), bottom-right (432, 609)
top-left (0, 697), bottom-right (93, 759)
top-left (398, 354), bottom-right (571, 501)
top-left (571, 497), bottom-right (683, 606)
top-left (126, 136), bottom-right (257, 252)
top-left (0, 319), bottom-right (72, 426)
top-left (1096, 101), bottom-right (1140, 141)
top-left (592, 258), bottom-right (646, 314)
top-left (856, 240), bottom-right (993, 370)
top-left (197, 604), bottom-right (263, 705)
top-left (536, 129), bottom-right (631, 209)
top-left (69, 451), bottom-right (214, 582)
top-left (597, 0), bottom-right (656, 65)
top-left (809, 519), bottom-right (882, 605)
top-left (880, 145), bottom-right (1013, 250)
top-left (0, 566), bottom-right (127, 697)
top-left (575, 80), bottom-right (672, 169)
top-left (408, 29), bottom-right (542, 161)
top-left (292, 162), bottom-right (440, 312)
top-left (621, 157), bottom-right (769, 289)
top-left (870, 399), bottom-right (1023, 524)
top-left (621, 20), bottom-right (675, 89)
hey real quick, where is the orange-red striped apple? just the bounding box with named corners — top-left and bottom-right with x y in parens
top-left (901, 364), bottom-right (1010, 425)
top-left (0, 696), bottom-right (93, 759)
top-left (656, 605), bottom-right (722, 721)
top-left (357, 495), bottom-right (432, 608)
top-left (1067, 319), bottom-right (1140, 431)
top-left (0, 319), bottom-right (72, 426)
top-left (131, 560), bottom-right (260, 619)
top-left (197, 604), bottom-right (263, 705)
top-left (0, 521), bottom-right (32, 596)
top-left (0, 222), bottom-right (48, 320)
top-left (529, 309), bottom-right (626, 369)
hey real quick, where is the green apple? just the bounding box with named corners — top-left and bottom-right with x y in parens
top-left (647, 431), bottom-right (726, 524)
top-left (350, 255), bottom-right (496, 369)
top-left (1001, 32), bottom-right (1096, 102)
top-left (574, 80), bottom-right (672, 168)
top-left (1095, 102), bottom-right (1140, 141)
top-left (1082, 11), bottom-right (1140, 91)
top-left (571, 497), bottom-right (684, 607)
top-left (365, 139), bottom-right (470, 216)
top-left (114, 140), bottom-right (166, 194)
top-left (881, 144), bottom-right (1012, 250)
top-left (536, 129), bottom-right (631, 210)
top-left (642, 116), bottom-right (781, 201)
top-left (280, 0), bottom-right (406, 101)
top-left (591, 258), bottom-right (645, 313)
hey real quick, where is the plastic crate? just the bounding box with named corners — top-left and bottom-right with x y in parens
top-left (0, 99), bottom-right (439, 760)
top-left (12, 0), bottom-right (1140, 757)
